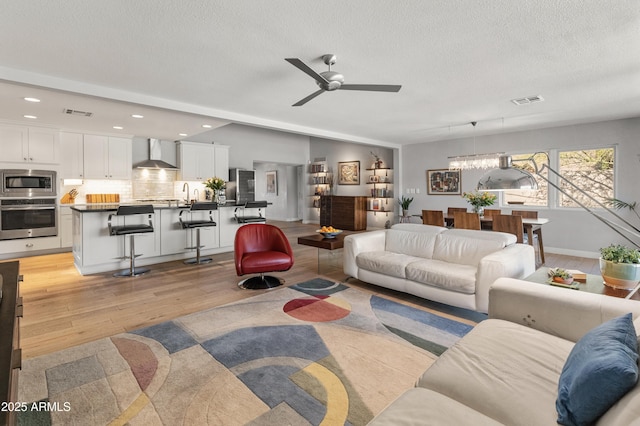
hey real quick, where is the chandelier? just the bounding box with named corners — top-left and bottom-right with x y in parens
top-left (447, 121), bottom-right (503, 170)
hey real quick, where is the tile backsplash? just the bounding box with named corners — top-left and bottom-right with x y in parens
top-left (59, 169), bottom-right (210, 203)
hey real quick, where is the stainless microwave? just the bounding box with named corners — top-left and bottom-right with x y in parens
top-left (0, 169), bottom-right (57, 197)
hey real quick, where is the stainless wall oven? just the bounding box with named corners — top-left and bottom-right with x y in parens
top-left (0, 169), bottom-right (58, 240)
top-left (0, 199), bottom-right (58, 240)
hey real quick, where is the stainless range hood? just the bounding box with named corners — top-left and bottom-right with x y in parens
top-left (136, 138), bottom-right (178, 169)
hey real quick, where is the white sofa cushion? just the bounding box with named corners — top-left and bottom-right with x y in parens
top-left (405, 259), bottom-right (477, 294)
top-left (432, 229), bottom-right (515, 266)
top-left (355, 251), bottom-right (422, 279)
top-left (385, 224), bottom-right (446, 259)
top-left (417, 318), bottom-right (573, 425)
top-left (368, 387), bottom-right (503, 426)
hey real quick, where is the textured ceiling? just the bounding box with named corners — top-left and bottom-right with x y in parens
top-left (0, 0), bottom-right (639, 146)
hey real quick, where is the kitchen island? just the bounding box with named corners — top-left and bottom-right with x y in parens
top-left (71, 202), bottom-right (265, 275)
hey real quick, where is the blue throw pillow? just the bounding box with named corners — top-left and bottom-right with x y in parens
top-left (556, 313), bottom-right (639, 426)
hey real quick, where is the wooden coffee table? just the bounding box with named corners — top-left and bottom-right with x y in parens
top-left (297, 233), bottom-right (350, 273)
top-left (524, 267), bottom-right (640, 301)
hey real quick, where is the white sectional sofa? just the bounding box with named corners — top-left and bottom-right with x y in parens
top-left (369, 278), bottom-right (640, 425)
top-left (343, 223), bottom-right (535, 313)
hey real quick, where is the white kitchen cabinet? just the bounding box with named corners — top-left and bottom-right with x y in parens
top-left (59, 132), bottom-right (84, 179)
top-left (74, 210), bottom-right (159, 267)
top-left (159, 209), bottom-right (189, 255)
top-left (60, 206), bottom-right (73, 248)
top-left (214, 145), bottom-right (230, 180)
top-left (219, 206), bottom-right (242, 248)
top-left (0, 124), bottom-right (59, 164)
top-left (0, 236), bottom-right (61, 256)
top-left (160, 208), bottom-right (220, 255)
top-left (177, 141), bottom-right (214, 181)
top-left (83, 135), bottom-right (132, 180)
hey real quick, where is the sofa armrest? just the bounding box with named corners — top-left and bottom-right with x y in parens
top-left (343, 230), bottom-right (386, 278)
top-left (474, 244), bottom-right (536, 313)
top-left (489, 277), bottom-right (640, 342)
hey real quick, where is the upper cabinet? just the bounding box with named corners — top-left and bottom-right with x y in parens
top-left (59, 132), bottom-right (84, 179)
top-left (177, 141), bottom-right (229, 181)
top-left (83, 135), bottom-right (132, 180)
top-left (0, 124), bottom-right (59, 164)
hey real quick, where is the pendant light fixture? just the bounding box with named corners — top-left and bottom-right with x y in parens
top-left (448, 122), bottom-right (503, 170)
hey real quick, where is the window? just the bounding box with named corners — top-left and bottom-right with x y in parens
top-left (558, 148), bottom-right (614, 208)
top-left (502, 152), bottom-right (549, 207)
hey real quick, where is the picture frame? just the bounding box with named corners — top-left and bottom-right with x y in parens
top-left (266, 170), bottom-right (278, 195)
top-left (368, 175), bottom-right (379, 183)
top-left (426, 169), bottom-right (461, 195)
top-left (338, 161), bottom-right (360, 185)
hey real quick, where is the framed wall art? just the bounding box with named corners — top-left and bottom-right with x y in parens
top-left (266, 170), bottom-right (278, 194)
top-left (338, 161), bottom-right (360, 185)
top-left (426, 169), bottom-right (461, 195)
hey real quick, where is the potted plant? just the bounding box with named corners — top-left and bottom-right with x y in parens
top-left (462, 190), bottom-right (497, 217)
top-left (204, 176), bottom-right (226, 203)
top-left (547, 267), bottom-right (574, 285)
top-left (398, 196), bottom-right (413, 217)
top-left (599, 244), bottom-right (640, 289)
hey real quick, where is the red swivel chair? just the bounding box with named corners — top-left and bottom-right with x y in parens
top-left (234, 224), bottom-right (294, 289)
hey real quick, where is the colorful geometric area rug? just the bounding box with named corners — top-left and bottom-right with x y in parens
top-left (18, 279), bottom-right (478, 425)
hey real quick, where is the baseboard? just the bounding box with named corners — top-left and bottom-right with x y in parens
top-left (544, 246), bottom-right (600, 259)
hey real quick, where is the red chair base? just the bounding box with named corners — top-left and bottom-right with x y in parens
top-left (238, 274), bottom-right (284, 290)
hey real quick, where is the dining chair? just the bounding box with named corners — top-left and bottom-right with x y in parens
top-left (482, 209), bottom-right (502, 217)
top-left (422, 210), bottom-right (445, 227)
top-left (511, 210), bottom-right (538, 219)
top-left (511, 210), bottom-right (545, 264)
top-left (491, 214), bottom-right (524, 243)
top-left (447, 207), bottom-right (468, 215)
top-left (453, 212), bottom-right (481, 230)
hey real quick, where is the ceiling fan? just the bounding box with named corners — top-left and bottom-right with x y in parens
top-left (285, 54), bottom-right (402, 107)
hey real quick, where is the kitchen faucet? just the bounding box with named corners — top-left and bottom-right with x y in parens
top-left (193, 189), bottom-right (199, 202)
top-left (182, 182), bottom-right (190, 204)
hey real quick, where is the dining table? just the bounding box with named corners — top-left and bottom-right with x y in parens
top-left (443, 214), bottom-right (549, 264)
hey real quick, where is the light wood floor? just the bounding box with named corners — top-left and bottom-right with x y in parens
top-left (12, 221), bottom-right (599, 359)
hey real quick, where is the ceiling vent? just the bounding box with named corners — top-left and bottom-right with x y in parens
top-left (510, 95), bottom-right (544, 106)
top-left (63, 108), bottom-right (93, 117)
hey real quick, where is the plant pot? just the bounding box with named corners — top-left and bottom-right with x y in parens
top-left (599, 258), bottom-right (640, 290)
top-left (552, 276), bottom-right (574, 285)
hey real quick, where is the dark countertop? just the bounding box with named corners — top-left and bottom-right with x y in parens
top-left (70, 202), bottom-right (252, 212)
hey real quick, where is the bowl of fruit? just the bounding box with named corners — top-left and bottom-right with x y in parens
top-left (316, 226), bottom-right (342, 239)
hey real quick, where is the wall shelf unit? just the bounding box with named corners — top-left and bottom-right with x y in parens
top-left (309, 161), bottom-right (332, 208)
top-left (366, 167), bottom-right (394, 215)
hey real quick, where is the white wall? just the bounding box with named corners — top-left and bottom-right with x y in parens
top-left (254, 162), bottom-right (300, 221)
top-left (205, 123), bottom-right (310, 174)
top-left (401, 117), bottom-right (640, 256)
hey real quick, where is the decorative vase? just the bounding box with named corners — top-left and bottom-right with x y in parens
top-left (599, 258), bottom-right (640, 290)
top-left (472, 205), bottom-right (485, 217)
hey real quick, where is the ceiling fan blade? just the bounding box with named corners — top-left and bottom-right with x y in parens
top-left (285, 58), bottom-right (330, 85)
top-left (292, 89), bottom-right (325, 107)
top-left (339, 84), bottom-right (402, 92)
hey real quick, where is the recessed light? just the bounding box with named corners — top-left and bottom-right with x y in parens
top-left (178, 133), bottom-right (188, 137)
top-left (131, 114), bottom-right (144, 119)
top-left (202, 124), bottom-right (212, 129)
top-left (23, 115), bottom-right (37, 119)
top-left (24, 97), bottom-right (41, 103)
top-left (113, 126), bottom-right (124, 130)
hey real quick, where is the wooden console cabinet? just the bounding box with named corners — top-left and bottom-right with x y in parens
top-left (0, 261), bottom-right (22, 426)
top-left (320, 195), bottom-right (367, 231)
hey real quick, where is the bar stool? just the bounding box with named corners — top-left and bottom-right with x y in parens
top-left (179, 202), bottom-right (218, 265)
top-left (234, 200), bottom-right (268, 224)
top-left (108, 205), bottom-right (155, 277)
